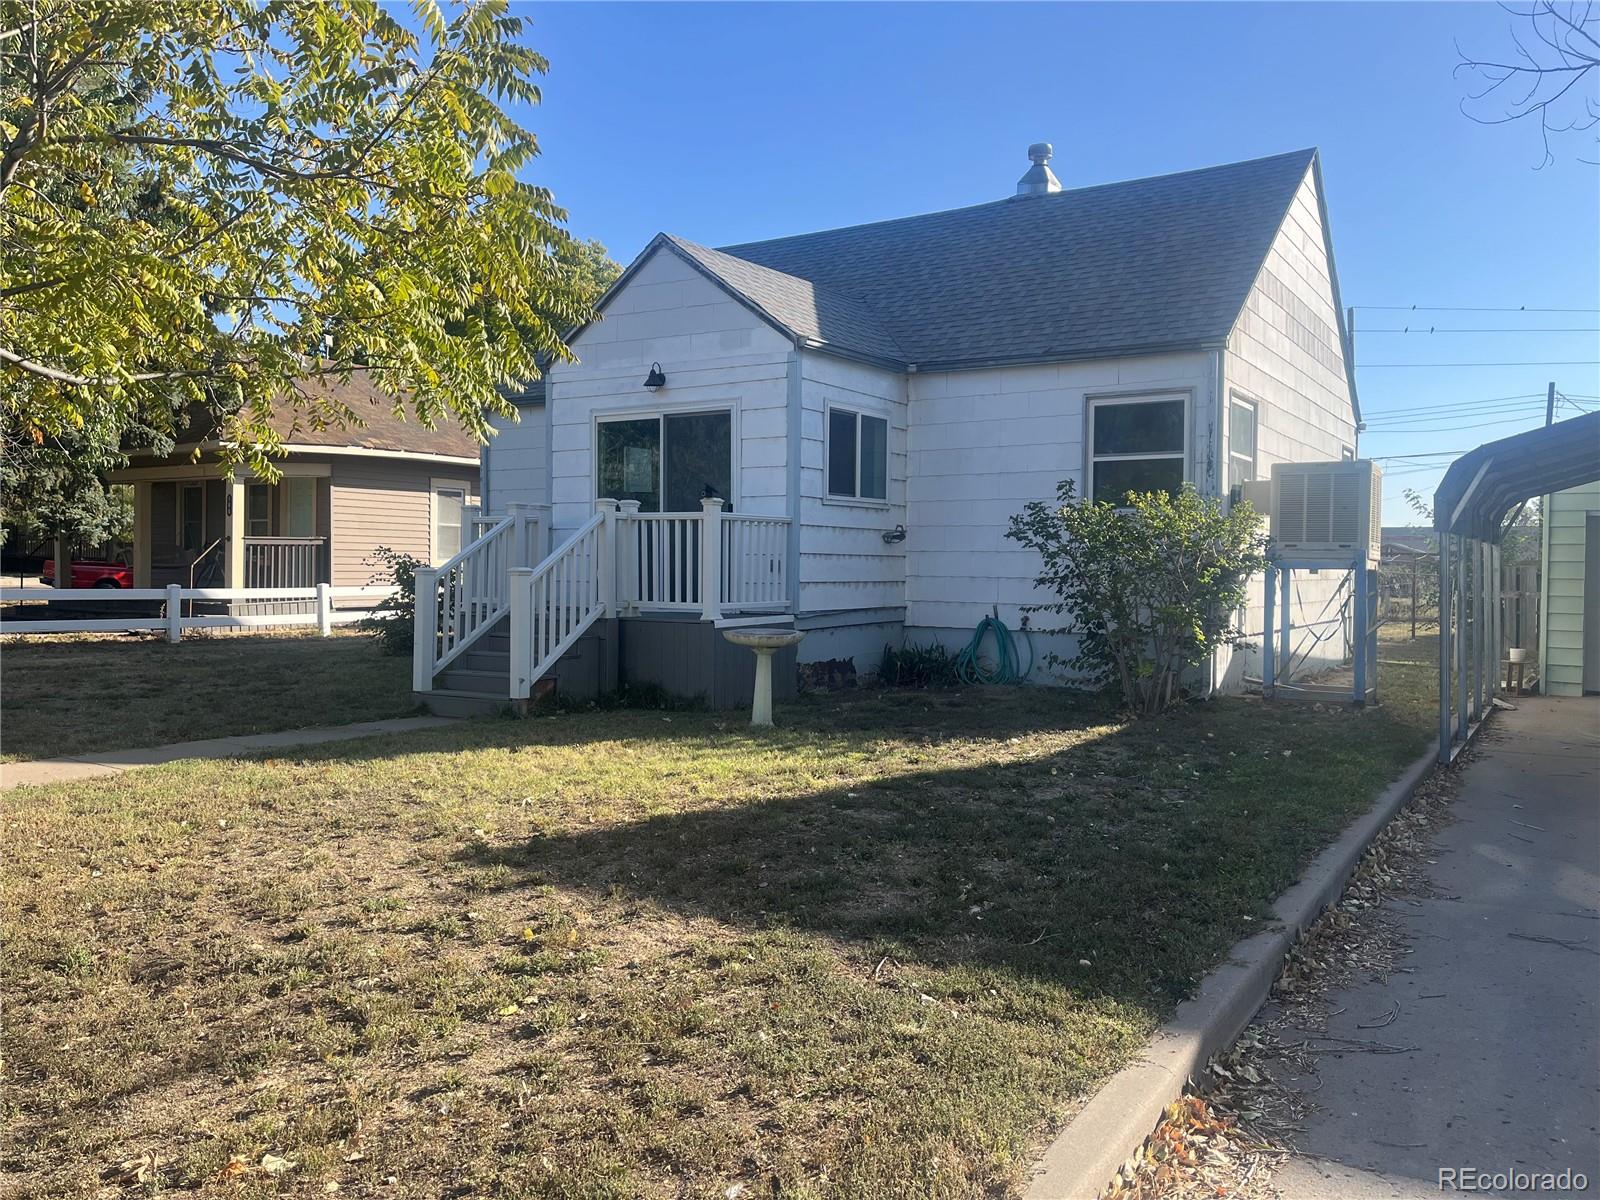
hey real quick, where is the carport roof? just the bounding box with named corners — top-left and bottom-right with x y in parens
top-left (1433, 409), bottom-right (1600, 541)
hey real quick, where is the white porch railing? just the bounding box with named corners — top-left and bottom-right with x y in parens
top-left (508, 508), bottom-right (610, 699)
top-left (1, 585), bottom-right (393, 640)
top-left (243, 537), bottom-right (325, 589)
top-left (412, 505), bottom-right (544, 692)
top-left (414, 497), bottom-right (791, 698)
top-left (721, 514), bottom-right (790, 612)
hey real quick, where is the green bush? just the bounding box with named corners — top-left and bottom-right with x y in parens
top-left (1007, 481), bottom-right (1267, 716)
top-left (877, 640), bottom-right (961, 688)
top-left (360, 545), bottom-right (425, 657)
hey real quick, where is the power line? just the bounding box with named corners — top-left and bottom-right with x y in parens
top-left (1359, 391), bottom-right (1544, 416)
top-left (1353, 305), bottom-right (1600, 314)
top-left (1369, 451), bottom-right (1468, 459)
top-left (1363, 397), bottom-right (1546, 420)
top-left (1360, 328), bottom-right (1600, 334)
top-left (1366, 413), bottom-right (1558, 433)
top-left (1357, 360), bottom-right (1600, 368)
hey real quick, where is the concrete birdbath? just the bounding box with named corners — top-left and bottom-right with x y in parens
top-left (721, 627), bottom-right (805, 727)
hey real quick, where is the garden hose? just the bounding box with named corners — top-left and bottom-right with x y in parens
top-left (955, 610), bottom-right (1035, 685)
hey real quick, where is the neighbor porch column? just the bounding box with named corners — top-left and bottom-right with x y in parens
top-left (132, 481), bottom-right (152, 588)
top-left (224, 473), bottom-right (246, 589)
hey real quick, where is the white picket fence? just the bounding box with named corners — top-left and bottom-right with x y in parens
top-left (0, 585), bottom-right (395, 641)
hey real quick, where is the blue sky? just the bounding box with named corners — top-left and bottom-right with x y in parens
top-left (506, 1), bottom-right (1599, 522)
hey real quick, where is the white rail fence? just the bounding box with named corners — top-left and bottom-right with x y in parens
top-left (1, 585), bottom-right (394, 640)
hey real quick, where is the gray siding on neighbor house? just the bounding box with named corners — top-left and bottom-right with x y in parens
top-left (328, 458), bottom-right (478, 588)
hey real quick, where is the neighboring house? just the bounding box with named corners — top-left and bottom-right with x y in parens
top-left (1539, 481), bottom-right (1600, 696)
top-left (110, 375), bottom-right (480, 595)
top-left (462, 145), bottom-right (1359, 704)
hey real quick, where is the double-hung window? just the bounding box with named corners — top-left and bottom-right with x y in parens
top-left (1087, 394), bottom-right (1187, 505)
top-left (245, 482), bottom-right (272, 537)
top-left (826, 406), bottom-right (888, 502)
top-left (1228, 397), bottom-right (1258, 493)
top-left (432, 483), bottom-right (467, 564)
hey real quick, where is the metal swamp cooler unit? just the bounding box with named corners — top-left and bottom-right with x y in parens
top-left (1240, 459), bottom-right (1383, 704)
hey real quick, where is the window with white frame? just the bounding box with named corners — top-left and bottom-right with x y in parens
top-left (432, 483), bottom-right (467, 563)
top-left (1087, 394), bottom-right (1187, 505)
top-left (285, 476), bottom-right (316, 537)
top-left (1228, 397), bottom-right (1258, 493)
top-left (826, 406), bottom-right (888, 501)
top-left (1340, 445), bottom-right (1356, 462)
top-left (245, 482), bottom-right (271, 537)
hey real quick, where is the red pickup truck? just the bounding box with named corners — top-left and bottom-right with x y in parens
top-left (40, 558), bottom-right (134, 589)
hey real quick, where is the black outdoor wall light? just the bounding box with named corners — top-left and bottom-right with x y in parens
top-left (643, 362), bottom-right (666, 391)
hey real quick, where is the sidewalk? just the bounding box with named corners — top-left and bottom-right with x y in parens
top-left (1276, 695), bottom-right (1600, 1198)
top-left (1, 715), bottom-right (456, 790)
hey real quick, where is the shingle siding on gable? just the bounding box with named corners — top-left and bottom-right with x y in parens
top-left (545, 248), bottom-right (793, 541)
top-left (1219, 167), bottom-right (1359, 690)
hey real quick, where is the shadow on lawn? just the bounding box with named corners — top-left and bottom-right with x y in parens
top-left (446, 691), bottom-right (1392, 1011)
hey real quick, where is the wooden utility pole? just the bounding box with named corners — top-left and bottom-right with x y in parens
top-left (1546, 380), bottom-right (1556, 426)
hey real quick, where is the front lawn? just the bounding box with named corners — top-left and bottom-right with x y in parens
top-left (2, 637), bottom-right (1437, 1199)
top-left (0, 630), bottom-right (416, 761)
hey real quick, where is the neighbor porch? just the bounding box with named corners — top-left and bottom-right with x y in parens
top-left (113, 464), bottom-right (332, 593)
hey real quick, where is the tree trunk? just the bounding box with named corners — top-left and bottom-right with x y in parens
top-left (53, 534), bottom-right (69, 591)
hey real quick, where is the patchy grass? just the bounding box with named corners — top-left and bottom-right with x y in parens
top-left (2, 637), bottom-right (1437, 1199)
top-left (0, 630), bottom-right (416, 761)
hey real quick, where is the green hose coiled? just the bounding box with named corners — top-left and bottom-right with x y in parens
top-left (955, 612), bottom-right (1034, 685)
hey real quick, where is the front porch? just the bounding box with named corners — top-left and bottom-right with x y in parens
top-left (414, 498), bottom-right (795, 711)
top-left (118, 468), bottom-right (334, 595)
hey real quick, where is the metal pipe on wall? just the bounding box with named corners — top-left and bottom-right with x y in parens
top-left (1438, 531), bottom-right (1454, 762)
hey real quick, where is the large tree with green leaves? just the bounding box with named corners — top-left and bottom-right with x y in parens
top-left (1, 0), bottom-right (593, 491)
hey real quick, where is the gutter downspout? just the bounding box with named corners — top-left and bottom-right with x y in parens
top-left (1207, 347), bottom-right (1227, 698)
top-left (785, 348), bottom-right (803, 614)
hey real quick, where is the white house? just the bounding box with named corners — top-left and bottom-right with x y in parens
top-left (430, 145), bottom-right (1360, 710)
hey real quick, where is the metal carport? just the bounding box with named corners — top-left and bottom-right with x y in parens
top-left (1432, 409), bottom-right (1600, 763)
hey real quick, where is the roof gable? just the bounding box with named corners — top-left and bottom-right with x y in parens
top-left (715, 148), bottom-right (1318, 371)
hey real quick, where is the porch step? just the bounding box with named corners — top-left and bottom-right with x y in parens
top-left (435, 666), bottom-right (506, 694)
top-left (416, 689), bottom-right (513, 719)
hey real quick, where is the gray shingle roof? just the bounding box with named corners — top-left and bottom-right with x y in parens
top-left (673, 148), bottom-right (1319, 371)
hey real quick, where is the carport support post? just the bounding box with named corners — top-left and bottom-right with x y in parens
top-left (1456, 538), bottom-right (1469, 742)
top-left (1262, 562), bottom-right (1277, 695)
top-left (1438, 532), bottom-right (1453, 762)
top-left (1278, 567), bottom-right (1292, 681)
top-left (1353, 559), bottom-right (1368, 703)
top-left (1477, 540), bottom-right (1491, 715)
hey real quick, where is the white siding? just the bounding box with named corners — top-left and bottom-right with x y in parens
top-left (545, 246), bottom-right (795, 539)
top-left (482, 400), bottom-right (549, 513)
top-left (1222, 166), bottom-right (1360, 687)
top-left (1541, 481), bottom-right (1600, 695)
top-left (902, 353), bottom-right (1216, 680)
top-left (797, 353), bottom-right (908, 613)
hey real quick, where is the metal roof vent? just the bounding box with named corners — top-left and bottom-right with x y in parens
top-left (1016, 142), bottom-right (1062, 197)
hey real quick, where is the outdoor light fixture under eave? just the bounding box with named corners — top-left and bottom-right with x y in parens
top-left (643, 362), bottom-right (666, 391)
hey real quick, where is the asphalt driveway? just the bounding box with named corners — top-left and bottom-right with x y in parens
top-left (1277, 695), bottom-right (1600, 1199)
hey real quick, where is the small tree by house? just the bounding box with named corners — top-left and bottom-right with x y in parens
top-left (1007, 481), bottom-right (1268, 715)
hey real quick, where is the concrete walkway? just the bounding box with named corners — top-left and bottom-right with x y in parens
top-left (1276, 695), bottom-right (1600, 1199)
top-left (1, 715), bottom-right (456, 790)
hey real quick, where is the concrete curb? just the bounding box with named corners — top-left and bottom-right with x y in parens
top-left (1023, 741), bottom-right (1441, 1200)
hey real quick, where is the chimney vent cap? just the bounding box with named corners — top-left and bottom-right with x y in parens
top-left (1016, 142), bottom-right (1062, 197)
